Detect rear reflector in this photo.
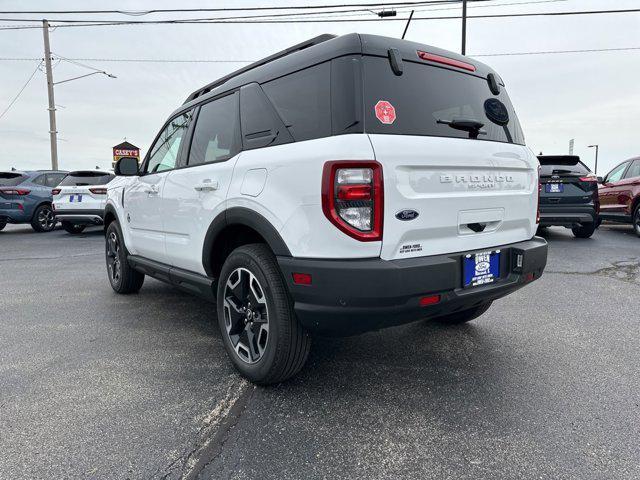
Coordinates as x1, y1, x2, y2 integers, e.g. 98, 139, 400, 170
89, 187, 108, 195
524, 272, 535, 283
292, 273, 312, 285
419, 294, 441, 306
51, 188, 61, 195
416, 51, 476, 72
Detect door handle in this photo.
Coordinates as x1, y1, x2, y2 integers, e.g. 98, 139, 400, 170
194, 180, 219, 192
145, 185, 159, 196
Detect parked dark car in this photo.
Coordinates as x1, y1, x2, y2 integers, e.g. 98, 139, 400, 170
0, 170, 67, 232
537, 155, 599, 238
598, 156, 640, 237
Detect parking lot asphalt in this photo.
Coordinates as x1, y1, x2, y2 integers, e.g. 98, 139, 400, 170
1, 223, 639, 479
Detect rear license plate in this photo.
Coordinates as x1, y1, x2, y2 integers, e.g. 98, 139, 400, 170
463, 250, 501, 288
69, 194, 83, 203
545, 183, 564, 193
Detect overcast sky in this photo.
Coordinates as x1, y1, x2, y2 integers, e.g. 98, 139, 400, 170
0, 0, 638, 175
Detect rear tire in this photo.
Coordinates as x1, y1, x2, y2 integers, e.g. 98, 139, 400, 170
432, 302, 492, 325
31, 204, 56, 232
216, 244, 311, 385
62, 222, 86, 235
0, 221, 6, 231
536, 225, 548, 235
633, 204, 640, 238
572, 223, 596, 238
105, 221, 144, 294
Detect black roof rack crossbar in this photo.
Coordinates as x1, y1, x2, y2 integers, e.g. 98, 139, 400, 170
183, 34, 336, 105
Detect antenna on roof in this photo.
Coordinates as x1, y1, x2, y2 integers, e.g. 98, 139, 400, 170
11, 167, 16, 171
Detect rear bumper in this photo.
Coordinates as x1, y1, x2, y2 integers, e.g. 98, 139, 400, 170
53, 209, 104, 225
0, 208, 30, 223
277, 237, 548, 336
539, 205, 597, 227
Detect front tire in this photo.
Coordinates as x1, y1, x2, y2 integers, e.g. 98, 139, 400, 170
572, 222, 596, 238
216, 244, 311, 385
62, 222, 86, 235
633, 204, 640, 238
433, 302, 493, 325
105, 221, 144, 294
31, 204, 56, 232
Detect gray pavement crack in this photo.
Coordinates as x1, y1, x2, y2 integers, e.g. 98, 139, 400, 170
150, 379, 254, 480
545, 259, 640, 285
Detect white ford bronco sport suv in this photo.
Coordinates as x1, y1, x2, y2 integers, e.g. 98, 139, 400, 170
105, 34, 548, 384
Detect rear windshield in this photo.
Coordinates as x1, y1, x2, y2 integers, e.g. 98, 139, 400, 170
538, 156, 591, 176
0, 172, 27, 186
363, 57, 525, 145
59, 172, 115, 186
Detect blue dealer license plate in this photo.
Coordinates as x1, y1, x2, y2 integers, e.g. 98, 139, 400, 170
545, 183, 563, 193
463, 250, 501, 288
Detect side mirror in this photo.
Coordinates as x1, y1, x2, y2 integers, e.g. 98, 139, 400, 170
597, 176, 604, 184
114, 157, 139, 176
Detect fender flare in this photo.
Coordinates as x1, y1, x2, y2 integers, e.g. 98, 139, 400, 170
202, 207, 291, 276
103, 203, 119, 226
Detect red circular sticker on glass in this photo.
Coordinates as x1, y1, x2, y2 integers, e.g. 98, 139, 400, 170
374, 100, 396, 125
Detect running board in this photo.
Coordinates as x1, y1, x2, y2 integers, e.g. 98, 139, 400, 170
127, 255, 217, 302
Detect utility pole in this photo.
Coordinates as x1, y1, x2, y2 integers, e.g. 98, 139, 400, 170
588, 144, 599, 174
42, 19, 58, 170
461, 0, 468, 55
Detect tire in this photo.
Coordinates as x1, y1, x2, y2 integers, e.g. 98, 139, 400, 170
536, 226, 548, 235
31, 204, 56, 232
216, 244, 311, 385
433, 302, 493, 325
105, 221, 144, 294
633, 204, 640, 238
571, 223, 596, 238
62, 222, 86, 235
0, 222, 6, 231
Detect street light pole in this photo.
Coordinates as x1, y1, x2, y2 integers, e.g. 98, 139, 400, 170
461, 0, 468, 55
42, 19, 58, 171
588, 144, 599, 174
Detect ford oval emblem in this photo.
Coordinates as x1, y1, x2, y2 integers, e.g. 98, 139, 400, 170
396, 209, 419, 221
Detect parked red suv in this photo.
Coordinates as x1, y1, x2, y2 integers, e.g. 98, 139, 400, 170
598, 157, 640, 237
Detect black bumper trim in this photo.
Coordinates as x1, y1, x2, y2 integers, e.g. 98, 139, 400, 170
277, 237, 548, 335
539, 205, 597, 226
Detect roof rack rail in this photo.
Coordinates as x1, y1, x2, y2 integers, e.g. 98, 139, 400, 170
183, 34, 337, 105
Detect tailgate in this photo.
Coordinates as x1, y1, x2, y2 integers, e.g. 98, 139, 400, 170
370, 135, 538, 260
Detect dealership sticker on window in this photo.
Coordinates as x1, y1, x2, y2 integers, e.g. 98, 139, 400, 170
374, 100, 396, 124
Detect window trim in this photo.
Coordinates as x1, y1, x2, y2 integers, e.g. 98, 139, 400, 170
184, 90, 242, 168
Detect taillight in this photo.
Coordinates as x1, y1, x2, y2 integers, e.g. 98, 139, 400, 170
536, 165, 541, 224
0, 187, 30, 196
579, 175, 598, 183
416, 50, 476, 72
321, 161, 383, 241
51, 188, 61, 195
89, 187, 107, 195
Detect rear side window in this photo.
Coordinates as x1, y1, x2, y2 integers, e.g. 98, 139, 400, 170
362, 57, 525, 145
538, 157, 591, 176
59, 172, 115, 186
188, 92, 241, 165
624, 159, 640, 179
46, 173, 66, 187
0, 173, 26, 186
262, 62, 331, 142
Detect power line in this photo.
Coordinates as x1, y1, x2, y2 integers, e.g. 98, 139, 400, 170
0, 7, 638, 29
2, 45, 639, 64
0, 60, 42, 120
0, 1, 477, 15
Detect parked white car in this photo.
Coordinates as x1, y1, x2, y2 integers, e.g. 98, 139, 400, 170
52, 170, 115, 234
104, 34, 548, 384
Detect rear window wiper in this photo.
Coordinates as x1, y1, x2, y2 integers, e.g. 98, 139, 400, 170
437, 118, 486, 139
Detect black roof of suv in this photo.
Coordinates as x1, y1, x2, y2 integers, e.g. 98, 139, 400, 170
179, 33, 502, 113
